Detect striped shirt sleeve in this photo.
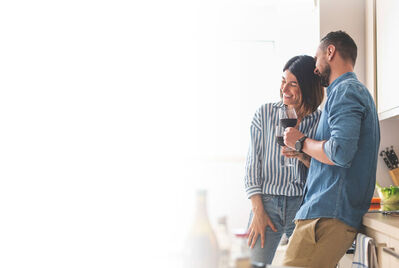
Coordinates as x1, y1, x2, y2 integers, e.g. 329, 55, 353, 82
244, 102, 321, 197
244, 108, 264, 199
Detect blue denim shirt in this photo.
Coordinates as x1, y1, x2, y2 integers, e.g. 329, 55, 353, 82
295, 72, 380, 229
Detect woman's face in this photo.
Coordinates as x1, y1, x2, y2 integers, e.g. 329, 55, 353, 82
281, 70, 302, 107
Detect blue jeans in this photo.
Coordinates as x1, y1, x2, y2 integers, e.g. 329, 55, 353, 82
247, 194, 302, 265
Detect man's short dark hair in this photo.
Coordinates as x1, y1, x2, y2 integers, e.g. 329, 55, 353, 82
320, 31, 357, 66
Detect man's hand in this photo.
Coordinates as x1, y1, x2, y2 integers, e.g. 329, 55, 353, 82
247, 210, 277, 249
283, 131, 335, 166
284, 127, 305, 149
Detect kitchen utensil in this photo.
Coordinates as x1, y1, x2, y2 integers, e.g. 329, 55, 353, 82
385, 147, 397, 169
386, 147, 394, 168
388, 146, 399, 168
380, 150, 393, 170
380, 148, 399, 185
367, 210, 399, 216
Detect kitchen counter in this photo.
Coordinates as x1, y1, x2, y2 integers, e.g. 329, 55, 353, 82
362, 213, 399, 240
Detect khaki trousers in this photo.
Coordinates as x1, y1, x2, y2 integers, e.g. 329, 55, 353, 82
282, 218, 357, 268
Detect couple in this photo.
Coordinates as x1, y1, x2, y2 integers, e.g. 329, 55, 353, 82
244, 31, 380, 267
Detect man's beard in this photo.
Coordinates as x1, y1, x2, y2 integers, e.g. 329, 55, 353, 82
320, 64, 331, 87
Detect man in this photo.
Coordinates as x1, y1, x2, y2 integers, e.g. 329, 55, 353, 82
281, 31, 380, 268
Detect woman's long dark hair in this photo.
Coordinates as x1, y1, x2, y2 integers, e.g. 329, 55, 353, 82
282, 55, 324, 117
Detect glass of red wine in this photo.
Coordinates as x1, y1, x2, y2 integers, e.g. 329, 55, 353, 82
279, 106, 297, 128
276, 106, 297, 167
275, 125, 293, 167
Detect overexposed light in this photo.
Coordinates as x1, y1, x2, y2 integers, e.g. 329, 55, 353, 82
0, 0, 317, 267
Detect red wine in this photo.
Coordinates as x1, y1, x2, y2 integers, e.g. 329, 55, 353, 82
276, 136, 285, 146
280, 118, 297, 128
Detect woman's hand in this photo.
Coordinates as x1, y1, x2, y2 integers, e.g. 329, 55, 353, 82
282, 147, 311, 168
247, 208, 277, 249
282, 147, 303, 159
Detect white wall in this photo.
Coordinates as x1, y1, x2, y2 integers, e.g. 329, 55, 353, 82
317, 0, 366, 84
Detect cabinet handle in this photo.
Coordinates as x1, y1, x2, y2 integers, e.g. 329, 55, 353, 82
383, 247, 399, 259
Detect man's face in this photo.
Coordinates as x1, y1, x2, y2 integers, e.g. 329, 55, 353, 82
314, 46, 331, 87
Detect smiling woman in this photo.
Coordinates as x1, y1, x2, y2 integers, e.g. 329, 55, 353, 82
245, 55, 323, 265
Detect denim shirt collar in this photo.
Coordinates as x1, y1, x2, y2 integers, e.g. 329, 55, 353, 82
326, 72, 357, 96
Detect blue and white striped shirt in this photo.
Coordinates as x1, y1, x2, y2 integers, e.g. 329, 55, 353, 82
244, 101, 322, 198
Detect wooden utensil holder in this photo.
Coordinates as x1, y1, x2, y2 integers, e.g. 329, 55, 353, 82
389, 167, 399, 186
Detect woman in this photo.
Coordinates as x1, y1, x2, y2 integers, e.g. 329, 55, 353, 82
244, 55, 324, 265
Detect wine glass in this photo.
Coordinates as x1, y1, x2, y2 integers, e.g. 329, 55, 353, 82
277, 106, 297, 167
275, 125, 293, 167
279, 106, 297, 128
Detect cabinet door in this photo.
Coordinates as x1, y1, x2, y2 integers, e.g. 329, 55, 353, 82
376, 0, 399, 114
365, 0, 376, 100
388, 238, 399, 267
364, 228, 391, 267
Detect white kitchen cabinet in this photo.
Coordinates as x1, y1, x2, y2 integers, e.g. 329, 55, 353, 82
365, 0, 399, 120
375, 0, 399, 119
365, 0, 376, 100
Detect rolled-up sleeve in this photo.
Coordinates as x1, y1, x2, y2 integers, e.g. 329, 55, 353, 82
323, 85, 366, 168
244, 111, 264, 199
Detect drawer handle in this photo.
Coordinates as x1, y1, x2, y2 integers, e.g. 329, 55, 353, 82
383, 247, 399, 259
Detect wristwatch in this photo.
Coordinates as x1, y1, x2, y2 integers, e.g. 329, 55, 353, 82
295, 136, 307, 152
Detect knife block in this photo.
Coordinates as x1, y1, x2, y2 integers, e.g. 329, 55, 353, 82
388, 167, 399, 186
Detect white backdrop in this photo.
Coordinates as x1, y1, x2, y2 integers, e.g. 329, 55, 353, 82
0, 0, 318, 267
